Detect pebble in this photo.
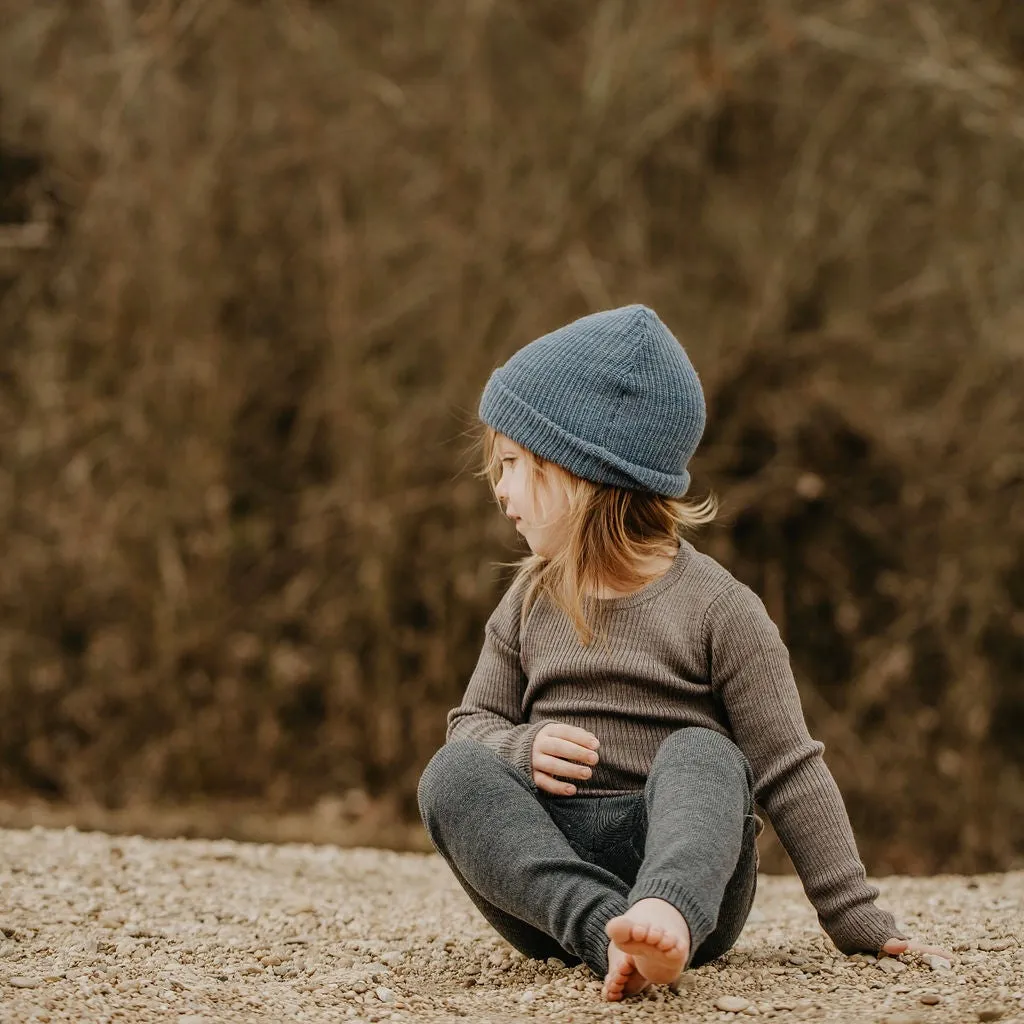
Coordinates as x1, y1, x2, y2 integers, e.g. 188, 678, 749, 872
920, 993, 941, 1005
519, 990, 536, 1004
881, 1016, 925, 1024
924, 954, 952, 972
8, 977, 42, 989
979, 939, 1015, 952
876, 957, 908, 974
375, 986, 395, 1003
715, 995, 753, 1013
977, 1009, 1006, 1022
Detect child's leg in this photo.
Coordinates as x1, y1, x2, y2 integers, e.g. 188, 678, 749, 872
418, 739, 630, 976
626, 726, 757, 966
442, 857, 581, 965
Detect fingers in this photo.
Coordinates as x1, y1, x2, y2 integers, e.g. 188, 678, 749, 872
882, 938, 956, 962
536, 735, 600, 766
905, 940, 956, 961
534, 752, 594, 780
881, 940, 909, 955
532, 724, 601, 792
534, 770, 577, 796
541, 723, 600, 750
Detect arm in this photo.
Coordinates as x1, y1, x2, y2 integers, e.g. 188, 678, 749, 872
446, 580, 547, 782
705, 583, 903, 954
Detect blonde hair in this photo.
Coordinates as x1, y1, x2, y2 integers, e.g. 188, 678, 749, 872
479, 426, 717, 645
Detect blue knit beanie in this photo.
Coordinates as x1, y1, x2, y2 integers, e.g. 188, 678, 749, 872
479, 305, 706, 498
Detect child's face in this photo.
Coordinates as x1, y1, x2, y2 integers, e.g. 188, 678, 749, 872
493, 435, 570, 559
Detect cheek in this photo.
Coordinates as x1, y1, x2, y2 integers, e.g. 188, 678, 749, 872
506, 468, 528, 508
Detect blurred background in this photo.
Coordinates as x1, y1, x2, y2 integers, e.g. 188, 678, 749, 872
0, 1, 1021, 876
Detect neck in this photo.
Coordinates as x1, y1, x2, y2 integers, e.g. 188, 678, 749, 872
587, 543, 680, 599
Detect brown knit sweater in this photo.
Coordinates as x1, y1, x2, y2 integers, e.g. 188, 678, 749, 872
447, 540, 901, 955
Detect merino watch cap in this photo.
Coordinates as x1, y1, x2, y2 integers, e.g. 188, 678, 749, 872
479, 304, 706, 497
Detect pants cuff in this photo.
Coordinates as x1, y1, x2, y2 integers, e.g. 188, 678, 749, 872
580, 898, 627, 977
627, 878, 716, 961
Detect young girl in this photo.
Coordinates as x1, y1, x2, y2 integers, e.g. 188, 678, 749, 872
417, 305, 948, 1001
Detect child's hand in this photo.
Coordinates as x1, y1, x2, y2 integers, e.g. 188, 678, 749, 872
881, 937, 956, 962
531, 723, 600, 795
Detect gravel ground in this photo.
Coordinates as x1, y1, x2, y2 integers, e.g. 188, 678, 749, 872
1, 826, 1021, 1024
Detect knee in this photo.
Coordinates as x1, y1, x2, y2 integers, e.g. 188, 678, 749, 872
651, 727, 751, 790
417, 740, 497, 833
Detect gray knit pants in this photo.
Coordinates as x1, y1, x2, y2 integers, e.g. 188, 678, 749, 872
417, 726, 759, 978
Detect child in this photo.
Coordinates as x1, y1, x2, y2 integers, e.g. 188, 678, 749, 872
417, 305, 948, 1001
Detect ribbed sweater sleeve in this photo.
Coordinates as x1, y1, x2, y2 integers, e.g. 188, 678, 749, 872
446, 583, 546, 786
705, 583, 903, 955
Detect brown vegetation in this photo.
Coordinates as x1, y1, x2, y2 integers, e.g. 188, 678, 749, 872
0, 0, 1021, 873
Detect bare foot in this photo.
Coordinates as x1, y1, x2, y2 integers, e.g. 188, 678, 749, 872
601, 941, 650, 1001
604, 898, 691, 985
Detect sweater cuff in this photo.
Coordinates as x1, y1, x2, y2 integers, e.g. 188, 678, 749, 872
822, 901, 904, 955
499, 721, 548, 791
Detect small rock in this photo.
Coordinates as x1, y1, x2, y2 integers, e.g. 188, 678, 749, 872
375, 987, 395, 1003
920, 993, 941, 1006
380, 951, 404, 966
670, 973, 697, 993
520, 990, 536, 1004
788, 956, 808, 966
178, 1017, 208, 1024
881, 1016, 925, 1024
547, 957, 566, 969
923, 954, 952, 972
715, 995, 752, 1013
850, 953, 876, 964
977, 1009, 1006, 1023
876, 957, 908, 975
979, 939, 1015, 952
773, 1001, 795, 1011
8, 976, 42, 989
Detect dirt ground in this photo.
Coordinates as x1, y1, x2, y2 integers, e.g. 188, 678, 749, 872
0, 826, 1021, 1024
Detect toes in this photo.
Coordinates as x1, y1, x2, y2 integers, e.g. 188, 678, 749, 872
603, 967, 630, 1001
